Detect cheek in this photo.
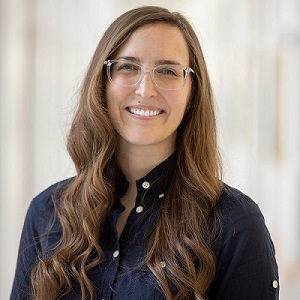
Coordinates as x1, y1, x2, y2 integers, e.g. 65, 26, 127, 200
106, 85, 123, 121
169, 101, 189, 129
181, 83, 192, 112
105, 90, 119, 130
184, 94, 192, 112
106, 83, 130, 109
170, 93, 191, 125
174, 90, 191, 114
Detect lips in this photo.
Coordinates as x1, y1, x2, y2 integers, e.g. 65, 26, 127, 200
127, 107, 163, 117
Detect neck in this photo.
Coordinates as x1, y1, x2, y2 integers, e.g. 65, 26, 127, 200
117, 141, 175, 182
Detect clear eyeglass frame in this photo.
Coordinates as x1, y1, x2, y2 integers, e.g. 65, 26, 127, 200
104, 59, 195, 91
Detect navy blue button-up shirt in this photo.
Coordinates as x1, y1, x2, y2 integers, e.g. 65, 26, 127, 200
11, 157, 279, 299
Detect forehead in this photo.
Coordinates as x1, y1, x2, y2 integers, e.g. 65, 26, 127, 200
114, 23, 190, 65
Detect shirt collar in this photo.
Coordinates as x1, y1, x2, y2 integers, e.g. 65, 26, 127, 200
115, 154, 174, 203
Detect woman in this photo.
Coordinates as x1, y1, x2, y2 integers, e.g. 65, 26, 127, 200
11, 6, 279, 300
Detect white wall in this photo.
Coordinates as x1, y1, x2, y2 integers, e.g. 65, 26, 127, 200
0, 0, 299, 299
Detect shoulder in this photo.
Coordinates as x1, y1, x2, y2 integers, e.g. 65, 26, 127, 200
216, 183, 262, 224
215, 182, 269, 251
27, 178, 74, 224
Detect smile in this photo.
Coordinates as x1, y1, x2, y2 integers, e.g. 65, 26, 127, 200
127, 107, 163, 117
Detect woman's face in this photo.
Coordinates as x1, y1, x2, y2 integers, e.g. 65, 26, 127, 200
106, 23, 192, 153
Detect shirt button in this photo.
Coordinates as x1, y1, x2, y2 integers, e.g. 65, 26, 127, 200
272, 280, 278, 289
142, 181, 150, 189
113, 250, 119, 258
160, 261, 166, 268
136, 206, 144, 213
158, 193, 165, 198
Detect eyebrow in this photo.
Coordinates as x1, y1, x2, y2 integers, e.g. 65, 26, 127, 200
156, 59, 181, 65
115, 56, 141, 63
115, 56, 182, 66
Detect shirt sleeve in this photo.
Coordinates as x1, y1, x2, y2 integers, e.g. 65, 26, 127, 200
10, 180, 64, 300
10, 200, 41, 300
208, 187, 279, 300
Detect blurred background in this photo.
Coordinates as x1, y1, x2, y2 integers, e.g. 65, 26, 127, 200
0, 0, 299, 299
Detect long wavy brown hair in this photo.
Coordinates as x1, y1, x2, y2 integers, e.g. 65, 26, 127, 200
31, 6, 223, 300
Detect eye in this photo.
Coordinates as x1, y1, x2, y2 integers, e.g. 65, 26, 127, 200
156, 65, 181, 77
116, 61, 140, 72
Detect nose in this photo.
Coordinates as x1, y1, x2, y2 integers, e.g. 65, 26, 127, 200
135, 71, 158, 98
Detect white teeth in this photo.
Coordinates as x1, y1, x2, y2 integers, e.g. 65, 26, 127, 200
128, 108, 161, 117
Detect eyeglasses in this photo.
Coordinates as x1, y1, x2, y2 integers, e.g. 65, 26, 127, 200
104, 59, 194, 90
